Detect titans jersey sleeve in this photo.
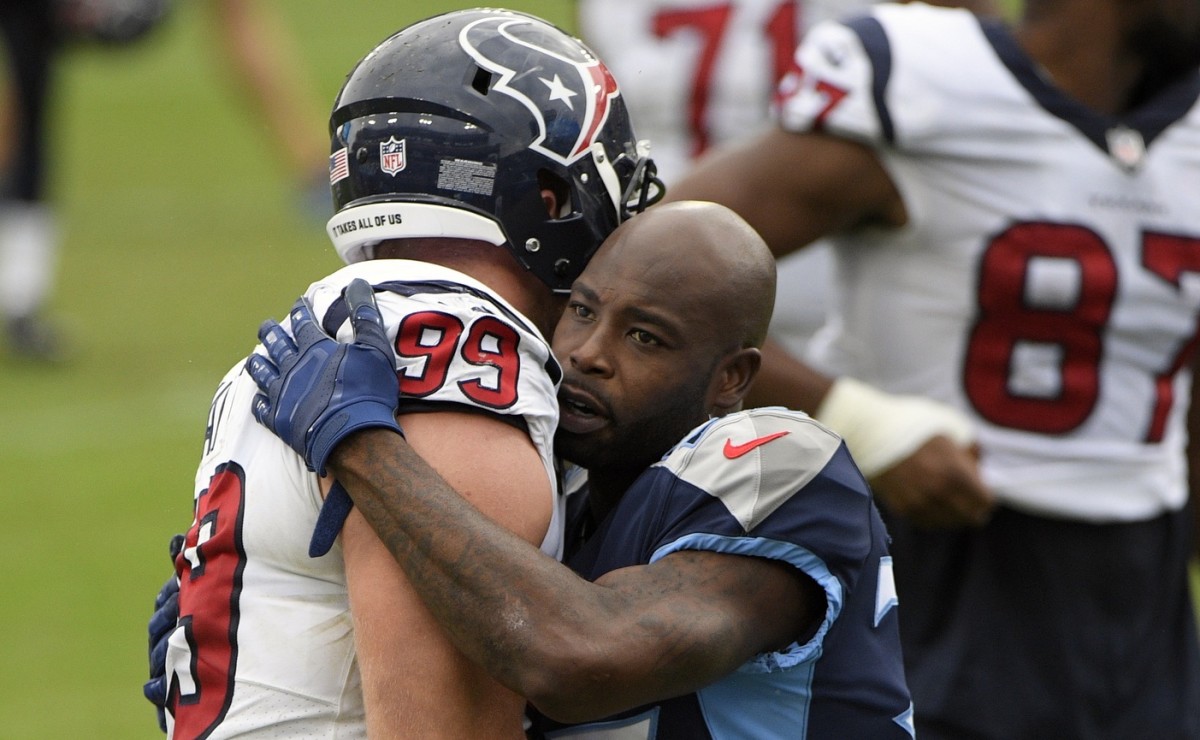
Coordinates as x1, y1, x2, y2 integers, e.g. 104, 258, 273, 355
164, 260, 562, 738
532, 408, 912, 739
774, 4, 1200, 521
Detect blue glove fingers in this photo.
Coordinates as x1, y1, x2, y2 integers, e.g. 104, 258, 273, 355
148, 590, 177, 675
246, 351, 284, 430
251, 393, 272, 428
143, 676, 168, 732
152, 570, 180, 615
288, 297, 327, 353
257, 318, 297, 370
245, 353, 281, 397
309, 481, 355, 557
168, 532, 185, 562
146, 533, 183, 732
344, 278, 393, 359
272, 344, 340, 465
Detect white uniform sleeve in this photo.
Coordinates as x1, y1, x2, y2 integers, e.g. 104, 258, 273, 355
775, 5, 989, 151
774, 15, 887, 144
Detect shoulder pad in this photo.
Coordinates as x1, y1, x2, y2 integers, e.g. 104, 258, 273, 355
654, 408, 844, 530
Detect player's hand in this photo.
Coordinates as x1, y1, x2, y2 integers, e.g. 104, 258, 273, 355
143, 533, 184, 733
870, 437, 994, 528
814, 376, 993, 528
247, 278, 403, 476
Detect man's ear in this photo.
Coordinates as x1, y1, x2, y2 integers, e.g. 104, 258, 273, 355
708, 347, 761, 415
540, 188, 558, 218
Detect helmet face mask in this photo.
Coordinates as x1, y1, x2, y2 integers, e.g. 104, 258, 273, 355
325, 8, 661, 293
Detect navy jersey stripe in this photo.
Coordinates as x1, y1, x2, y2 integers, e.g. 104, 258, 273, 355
844, 15, 895, 145
981, 16, 1200, 153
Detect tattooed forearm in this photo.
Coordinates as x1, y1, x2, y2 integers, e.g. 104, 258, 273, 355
326, 428, 801, 722
330, 429, 577, 687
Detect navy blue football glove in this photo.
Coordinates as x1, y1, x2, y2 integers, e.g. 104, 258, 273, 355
247, 278, 403, 557
247, 277, 403, 476
143, 533, 184, 733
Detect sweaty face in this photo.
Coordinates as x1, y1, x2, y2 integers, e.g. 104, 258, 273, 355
551, 242, 724, 476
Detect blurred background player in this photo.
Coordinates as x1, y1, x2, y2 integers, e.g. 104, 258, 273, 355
0, 1, 64, 361
155, 9, 657, 738
64, 0, 330, 210
667, 0, 1200, 737
578, 0, 998, 360
0, 0, 327, 362
1, 0, 174, 362
199, 0, 330, 215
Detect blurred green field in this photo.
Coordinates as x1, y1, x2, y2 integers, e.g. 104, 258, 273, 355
0, 2, 570, 737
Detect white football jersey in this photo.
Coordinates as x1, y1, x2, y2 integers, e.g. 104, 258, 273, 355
579, 0, 877, 358
777, 4, 1200, 520
164, 260, 561, 738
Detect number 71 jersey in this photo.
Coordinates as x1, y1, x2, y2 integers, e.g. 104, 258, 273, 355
777, 4, 1200, 521
578, 0, 875, 182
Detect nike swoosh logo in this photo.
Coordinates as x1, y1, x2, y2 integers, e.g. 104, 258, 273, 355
723, 431, 790, 459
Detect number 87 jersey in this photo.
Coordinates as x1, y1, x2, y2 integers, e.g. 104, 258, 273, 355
165, 259, 561, 738
778, 4, 1200, 522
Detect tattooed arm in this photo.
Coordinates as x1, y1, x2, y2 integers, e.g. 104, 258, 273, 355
340, 409, 550, 738
330, 423, 822, 724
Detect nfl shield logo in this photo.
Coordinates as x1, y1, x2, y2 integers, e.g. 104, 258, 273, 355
1106, 126, 1145, 172
380, 137, 407, 176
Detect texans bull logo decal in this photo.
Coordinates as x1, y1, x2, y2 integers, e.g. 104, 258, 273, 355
460, 14, 619, 165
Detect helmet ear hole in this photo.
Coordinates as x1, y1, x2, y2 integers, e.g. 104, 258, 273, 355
471, 67, 493, 96
537, 169, 572, 219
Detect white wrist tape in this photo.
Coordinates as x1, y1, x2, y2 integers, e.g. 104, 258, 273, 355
814, 377, 975, 478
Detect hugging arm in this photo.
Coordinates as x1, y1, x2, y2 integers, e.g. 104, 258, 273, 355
337, 409, 549, 737
252, 280, 823, 722
329, 428, 822, 722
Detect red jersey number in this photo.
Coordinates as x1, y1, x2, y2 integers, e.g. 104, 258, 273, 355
653, 1, 801, 157
1141, 231, 1200, 441
964, 223, 1200, 441
395, 311, 522, 409
168, 462, 248, 738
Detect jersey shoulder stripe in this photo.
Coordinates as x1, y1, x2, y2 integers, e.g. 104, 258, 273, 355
653, 408, 857, 532
841, 14, 894, 144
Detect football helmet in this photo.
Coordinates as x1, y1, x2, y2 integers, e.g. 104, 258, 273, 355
325, 8, 661, 292
56, 0, 175, 46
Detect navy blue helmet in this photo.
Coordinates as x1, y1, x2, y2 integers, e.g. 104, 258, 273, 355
325, 8, 661, 292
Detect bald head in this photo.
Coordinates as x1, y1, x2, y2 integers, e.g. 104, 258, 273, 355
592, 200, 776, 350
552, 200, 777, 477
